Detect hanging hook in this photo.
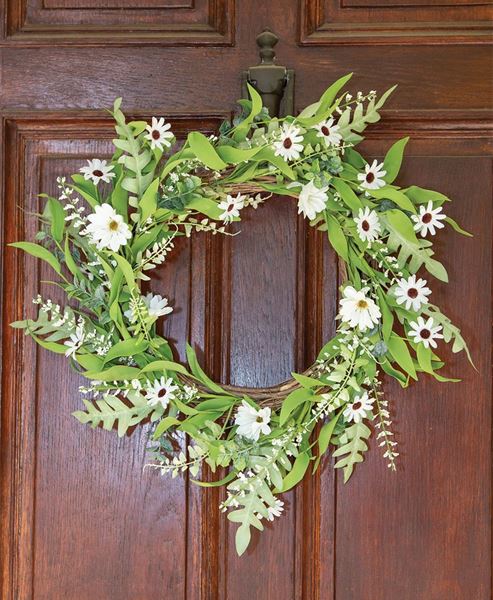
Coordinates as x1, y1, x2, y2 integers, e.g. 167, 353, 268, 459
242, 29, 294, 118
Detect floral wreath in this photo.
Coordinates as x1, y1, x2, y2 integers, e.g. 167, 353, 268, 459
11, 74, 472, 556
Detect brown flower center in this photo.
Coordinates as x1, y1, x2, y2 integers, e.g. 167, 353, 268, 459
407, 288, 418, 299
357, 299, 368, 309
256, 416, 264, 423
366, 172, 375, 183
93, 169, 103, 177
420, 329, 431, 339
157, 388, 167, 398
361, 220, 370, 232
283, 137, 293, 149
422, 212, 432, 224
152, 130, 161, 140
321, 126, 330, 136
109, 220, 119, 231
352, 402, 362, 411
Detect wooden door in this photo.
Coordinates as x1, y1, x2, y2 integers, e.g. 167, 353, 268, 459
1, 2, 492, 599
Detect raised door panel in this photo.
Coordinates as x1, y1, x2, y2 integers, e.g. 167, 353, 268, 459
0, 113, 224, 600
4, 0, 234, 44
300, 0, 493, 44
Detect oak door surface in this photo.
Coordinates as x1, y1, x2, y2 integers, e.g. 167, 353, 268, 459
1, 1, 492, 599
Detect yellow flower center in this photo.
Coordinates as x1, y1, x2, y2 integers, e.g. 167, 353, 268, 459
109, 220, 119, 231
357, 299, 368, 309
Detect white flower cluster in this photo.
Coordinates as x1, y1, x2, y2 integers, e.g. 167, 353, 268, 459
57, 177, 86, 229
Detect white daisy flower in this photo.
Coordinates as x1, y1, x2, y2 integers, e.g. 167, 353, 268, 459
297, 180, 328, 221
234, 400, 271, 442
339, 286, 381, 332
79, 159, 115, 185
354, 207, 381, 243
395, 275, 431, 312
408, 316, 443, 349
411, 201, 446, 237
218, 193, 246, 222
146, 376, 178, 409
314, 118, 342, 146
144, 293, 173, 318
266, 499, 284, 521
85, 203, 132, 252
273, 123, 304, 161
145, 117, 174, 151
357, 160, 387, 190
124, 293, 173, 322
343, 392, 374, 424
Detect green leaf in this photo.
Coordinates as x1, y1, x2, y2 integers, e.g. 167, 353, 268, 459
326, 213, 349, 261
333, 422, 371, 483
139, 177, 159, 223
385, 209, 419, 243
279, 451, 310, 492
186, 344, 228, 395
376, 288, 394, 342
187, 131, 227, 171
84, 365, 141, 381
331, 178, 362, 211
187, 196, 223, 220
297, 73, 353, 127
291, 372, 324, 388
371, 188, 416, 213
404, 185, 450, 207
152, 416, 180, 440
47, 197, 65, 243
445, 216, 473, 237
112, 253, 136, 292
383, 137, 409, 183
103, 338, 149, 364
425, 257, 449, 283
9, 242, 62, 275
313, 411, 341, 473
232, 82, 263, 142
216, 145, 263, 164
253, 147, 295, 180
381, 358, 408, 387
70, 174, 99, 208
31, 333, 67, 354
387, 333, 417, 380
64, 236, 83, 280
73, 392, 151, 437
280, 388, 313, 426
318, 73, 353, 114
140, 360, 189, 375
235, 524, 252, 557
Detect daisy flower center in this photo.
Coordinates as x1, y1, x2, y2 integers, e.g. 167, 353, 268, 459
420, 329, 431, 339
157, 388, 167, 398
407, 288, 419, 299
365, 172, 375, 183
93, 169, 103, 177
361, 220, 370, 231
422, 212, 432, 223
283, 137, 293, 149
321, 126, 330, 136
357, 299, 368, 309
108, 220, 120, 231
256, 416, 264, 423
152, 130, 161, 140
352, 401, 362, 410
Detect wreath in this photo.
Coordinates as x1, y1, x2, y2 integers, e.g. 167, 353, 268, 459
11, 74, 472, 556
